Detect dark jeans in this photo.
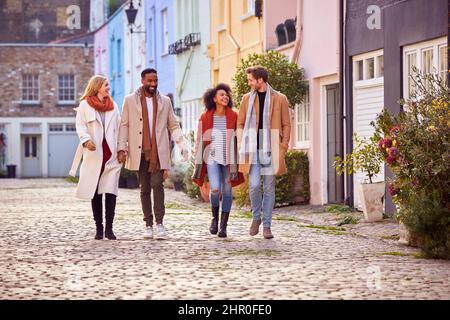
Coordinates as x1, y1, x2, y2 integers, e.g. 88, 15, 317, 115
138, 154, 165, 227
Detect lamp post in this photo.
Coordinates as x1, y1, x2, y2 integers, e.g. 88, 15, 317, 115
125, 0, 146, 92
83, 41, 90, 63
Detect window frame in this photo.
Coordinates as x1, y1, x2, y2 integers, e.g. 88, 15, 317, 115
353, 50, 384, 86
294, 91, 310, 149
161, 8, 169, 55
21, 73, 40, 104
57, 74, 76, 104
402, 37, 447, 99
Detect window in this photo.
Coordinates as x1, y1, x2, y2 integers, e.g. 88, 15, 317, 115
377, 55, 384, 77
24, 136, 37, 158
403, 37, 447, 98
439, 45, 448, 85
148, 17, 154, 61
58, 74, 75, 103
295, 92, 310, 146
22, 74, 39, 102
117, 39, 122, 76
405, 51, 417, 97
65, 124, 76, 132
354, 54, 383, 82
355, 60, 363, 81
49, 124, 76, 132
246, 0, 255, 14
422, 48, 433, 90
49, 124, 64, 132
365, 57, 375, 79
162, 9, 169, 54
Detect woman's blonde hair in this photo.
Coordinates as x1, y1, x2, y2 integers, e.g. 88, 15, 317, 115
80, 75, 111, 101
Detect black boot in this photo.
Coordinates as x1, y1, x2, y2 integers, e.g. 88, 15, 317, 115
218, 212, 230, 238
209, 206, 219, 234
95, 223, 104, 240
92, 192, 103, 240
104, 193, 117, 240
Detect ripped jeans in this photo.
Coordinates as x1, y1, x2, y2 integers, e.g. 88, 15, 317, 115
207, 161, 232, 213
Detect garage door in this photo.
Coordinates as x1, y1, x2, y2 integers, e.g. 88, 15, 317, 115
48, 124, 80, 177
352, 51, 385, 210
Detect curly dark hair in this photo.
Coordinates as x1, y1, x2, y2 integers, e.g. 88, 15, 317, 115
202, 83, 233, 110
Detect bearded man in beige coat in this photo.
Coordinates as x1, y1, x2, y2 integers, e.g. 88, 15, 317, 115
237, 66, 291, 240
118, 68, 188, 240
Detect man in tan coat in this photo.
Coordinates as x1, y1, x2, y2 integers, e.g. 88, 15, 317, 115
118, 68, 188, 240
237, 66, 291, 239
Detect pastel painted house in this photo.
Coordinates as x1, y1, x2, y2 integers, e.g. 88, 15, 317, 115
264, 0, 342, 206
145, 0, 176, 101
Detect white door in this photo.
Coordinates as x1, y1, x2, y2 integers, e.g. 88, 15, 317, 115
48, 124, 79, 177
21, 135, 42, 177
352, 50, 385, 210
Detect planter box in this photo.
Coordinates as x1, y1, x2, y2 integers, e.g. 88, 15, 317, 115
119, 174, 140, 189
292, 174, 306, 204
358, 181, 385, 222
398, 221, 422, 247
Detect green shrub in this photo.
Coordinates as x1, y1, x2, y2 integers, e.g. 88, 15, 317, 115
232, 51, 308, 108
373, 72, 450, 259
183, 132, 201, 199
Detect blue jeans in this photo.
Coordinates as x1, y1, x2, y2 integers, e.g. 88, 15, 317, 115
207, 161, 232, 213
249, 154, 276, 228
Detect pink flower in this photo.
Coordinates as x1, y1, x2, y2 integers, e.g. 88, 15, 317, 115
389, 126, 400, 138
384, 138, 393, 148
386, 155, 396, 165
388, 183, 400, 196
388, 147, 399, 158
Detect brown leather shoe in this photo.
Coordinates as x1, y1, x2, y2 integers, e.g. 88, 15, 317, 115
263, 227, 274, 239
249, 218, 262, 236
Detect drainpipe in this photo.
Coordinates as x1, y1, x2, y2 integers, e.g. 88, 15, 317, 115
448, 0, 450, 87
340, 0, 353, 207
290, 0, 303, 64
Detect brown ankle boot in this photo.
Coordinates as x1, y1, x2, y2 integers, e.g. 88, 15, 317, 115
249, 218, 262, 236
263, 227, 274, 239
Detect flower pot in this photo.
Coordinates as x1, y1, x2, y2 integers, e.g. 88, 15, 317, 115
173, 181, 184, 191
200, 181, 210, 203
358, 181, 385, 222
398, 221, 422, 247
126, 175, 140, 189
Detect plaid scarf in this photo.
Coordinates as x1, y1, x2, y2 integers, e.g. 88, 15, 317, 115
239, 83, 274, 167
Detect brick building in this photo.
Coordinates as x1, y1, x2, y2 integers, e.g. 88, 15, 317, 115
0, 0, 90, 43
0, 43, 94, 177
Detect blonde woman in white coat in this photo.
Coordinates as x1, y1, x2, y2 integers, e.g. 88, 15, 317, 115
70, 75, 122, 240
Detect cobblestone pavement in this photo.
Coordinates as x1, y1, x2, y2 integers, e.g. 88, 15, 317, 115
0, 179, 449, 300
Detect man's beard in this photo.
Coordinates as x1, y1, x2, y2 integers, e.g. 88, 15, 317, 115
145, 86, 156, 95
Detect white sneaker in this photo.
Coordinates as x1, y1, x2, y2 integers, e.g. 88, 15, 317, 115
143, 226, 153, 239
155, 224, 167, 240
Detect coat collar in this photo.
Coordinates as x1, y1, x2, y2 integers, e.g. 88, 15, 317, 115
202, 107, 236, 131
251, 83, 277, 120
134, 86, 163, 117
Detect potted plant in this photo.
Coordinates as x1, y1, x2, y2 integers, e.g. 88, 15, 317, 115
169, 164, 186, 191
334, 133, 385, 222
119, 166, 139, 189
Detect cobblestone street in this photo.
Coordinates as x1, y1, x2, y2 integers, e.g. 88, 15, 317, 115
0, 179, 449, 300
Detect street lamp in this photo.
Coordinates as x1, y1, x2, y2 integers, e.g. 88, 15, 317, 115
125, 0, 146, 92
83, 41, 90, 62
125, 0, 145, 34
